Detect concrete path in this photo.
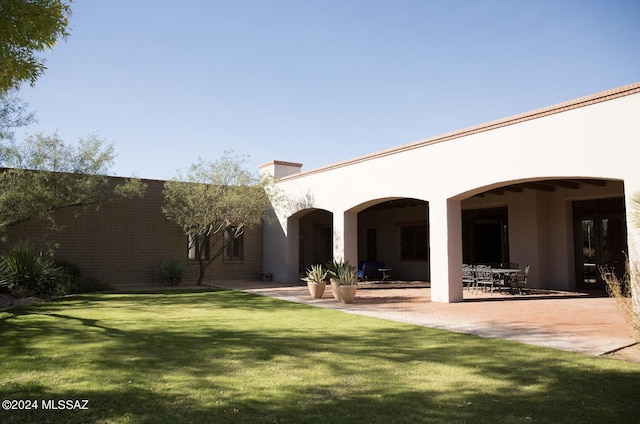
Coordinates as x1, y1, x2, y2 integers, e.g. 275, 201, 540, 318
212, 281, 637, 357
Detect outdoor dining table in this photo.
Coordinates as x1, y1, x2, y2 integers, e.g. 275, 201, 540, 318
490, 268, 521, 292
378, 268, 392, 281
491, 268, 521, 276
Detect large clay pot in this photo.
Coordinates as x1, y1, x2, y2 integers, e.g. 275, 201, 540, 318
330, 279, 358, 304
307, 281, 326, 298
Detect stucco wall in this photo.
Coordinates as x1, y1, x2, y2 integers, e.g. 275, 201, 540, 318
263, 84, 640, 302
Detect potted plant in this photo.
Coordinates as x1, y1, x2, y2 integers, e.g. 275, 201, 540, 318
327, 260, 358, 303
302, 264, 327, 298
157, 258, 189, 286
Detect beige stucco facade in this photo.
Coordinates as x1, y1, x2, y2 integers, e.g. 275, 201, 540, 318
261, 83, 640, 303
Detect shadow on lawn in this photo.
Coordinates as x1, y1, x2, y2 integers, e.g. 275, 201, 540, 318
1, 290, 640, 423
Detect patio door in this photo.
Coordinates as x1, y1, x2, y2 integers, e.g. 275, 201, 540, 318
462, 207, 509, 267
573, 198, 627, 290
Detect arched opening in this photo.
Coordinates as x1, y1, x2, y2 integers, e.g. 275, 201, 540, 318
356, 198, 430, 282
458, 177, 627, 292
298, 209, 333, 277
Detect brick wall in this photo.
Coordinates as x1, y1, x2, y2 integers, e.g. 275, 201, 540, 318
4, 178, 263, 290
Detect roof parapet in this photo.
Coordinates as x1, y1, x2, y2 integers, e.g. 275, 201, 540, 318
259, 160, 303, 180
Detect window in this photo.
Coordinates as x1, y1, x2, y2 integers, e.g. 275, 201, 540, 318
400, 224, 429, 261
224, 227, 244, 261
188, 234, 210, 261
462, 207, 508, 266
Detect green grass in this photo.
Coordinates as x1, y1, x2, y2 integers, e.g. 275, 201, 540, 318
1, 289, 640, 423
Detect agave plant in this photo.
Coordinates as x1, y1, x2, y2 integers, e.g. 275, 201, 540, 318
302, 264, 327, 284
326, 260, 357, 285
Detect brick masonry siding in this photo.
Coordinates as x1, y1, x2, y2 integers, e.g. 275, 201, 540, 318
4, 178, 264, 290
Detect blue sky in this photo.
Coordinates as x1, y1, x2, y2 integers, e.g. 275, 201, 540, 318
15, 0, 640, 180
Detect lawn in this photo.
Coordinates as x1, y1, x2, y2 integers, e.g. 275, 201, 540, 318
1, 289, 639, 424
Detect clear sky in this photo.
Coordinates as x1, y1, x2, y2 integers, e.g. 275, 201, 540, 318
15, 0, 640, 181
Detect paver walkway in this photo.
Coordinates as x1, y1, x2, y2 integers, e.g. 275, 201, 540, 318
212, 281, 637, 357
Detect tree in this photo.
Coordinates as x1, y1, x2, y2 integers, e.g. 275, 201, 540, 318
0, 132, 146, 231
162, 154, 274, 285
0, 0, 73, 93
0, 90, 34, 143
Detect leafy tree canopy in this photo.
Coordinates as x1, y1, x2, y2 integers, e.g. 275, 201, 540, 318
162, 153, 274, 285
0, 90, 34, 142
0, 132, 146, 231
0, 0, 73, 93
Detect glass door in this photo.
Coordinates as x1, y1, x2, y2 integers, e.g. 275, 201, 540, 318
573, 198, 627, 290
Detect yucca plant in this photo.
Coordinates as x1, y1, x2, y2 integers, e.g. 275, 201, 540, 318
0, 243, 71, 296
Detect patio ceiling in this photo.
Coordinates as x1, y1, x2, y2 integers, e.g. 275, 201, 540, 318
363, 198, 428, 212
474, 179, 608, 197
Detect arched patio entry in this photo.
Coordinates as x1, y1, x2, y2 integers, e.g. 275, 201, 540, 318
455, 177, 627, 292
354, 198, 430, 282
298, 209, 333, 277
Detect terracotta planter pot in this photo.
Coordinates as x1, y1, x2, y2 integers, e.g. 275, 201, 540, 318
307, 281, 326, 298
330, 279, 358, 304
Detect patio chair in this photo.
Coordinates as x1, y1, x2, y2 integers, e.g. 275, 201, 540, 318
462, 264, 475, 291
357, 261, 384, 281
509, 264, 530, 294
474, 265, 495, 294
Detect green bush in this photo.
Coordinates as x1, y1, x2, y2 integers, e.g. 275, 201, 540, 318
54, 260, 114, 294
70, 275, 114, 294
54, 260, 83, 280
157, 258, 189, 285
0, 244, 71, 297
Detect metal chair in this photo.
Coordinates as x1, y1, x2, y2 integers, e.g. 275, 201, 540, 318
510, 264, 530, 294
474, 265, 495, 294
462, 264, 475, 291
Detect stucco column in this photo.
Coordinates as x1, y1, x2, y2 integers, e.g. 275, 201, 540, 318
429, 198, 463, 303
284, 216, 301, 282
332, 210, 358, 265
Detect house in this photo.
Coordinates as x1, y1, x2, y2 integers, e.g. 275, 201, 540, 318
260, 82, 640, 303
4, 83, 638, 297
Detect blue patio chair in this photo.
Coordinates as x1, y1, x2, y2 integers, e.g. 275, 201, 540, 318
357, 261, 384, 281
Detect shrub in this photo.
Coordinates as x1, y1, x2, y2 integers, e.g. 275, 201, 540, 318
157, 258, 189, 286
0, 244, 72, 297
55, 260, 114, 293
602, 259, 640, 339
70, 276, 114, 294
54, 260, 83, 280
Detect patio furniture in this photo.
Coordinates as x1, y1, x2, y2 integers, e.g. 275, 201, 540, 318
474, 265, 495, 294
357, 261, 385, 281
491, 267, 521, 293
509, 264, 530, 294
379, 268, 392, 281
462, 264, 475, 291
